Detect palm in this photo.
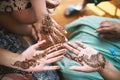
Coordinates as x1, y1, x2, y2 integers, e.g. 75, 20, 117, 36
64, 41, 106, 72
33, 15, 68, 47
20, 41, 45, 59
14, 40, 65, 72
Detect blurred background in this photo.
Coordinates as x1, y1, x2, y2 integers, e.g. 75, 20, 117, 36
52, 0, 120, 27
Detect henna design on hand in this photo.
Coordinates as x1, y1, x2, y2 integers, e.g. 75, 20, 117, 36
12, 52, 47, 69
33, 15, 68, 45
65, 53, 106, 68
12, 43, 63, 69
41, 15, 53, 34
83, 53, 106, 68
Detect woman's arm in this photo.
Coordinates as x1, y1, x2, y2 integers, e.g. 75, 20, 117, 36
30, 0, 48, 22
0, 41, 65, 72
0, 48, 21, 69
99, 61, 120, 80
64, 41, 120, 80
30, 0, 68, 45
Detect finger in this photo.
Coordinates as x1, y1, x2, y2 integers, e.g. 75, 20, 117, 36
46, 55, 64, 64
37, 32, 42, 41
75, 41, 87, 49
95, 26, 114, 33
25, 65, 59, 72
53, 27, 68, 42
45, 43, 63, 53
43, 66, 60, 70
69, 66, 98, 72
35, 50, 44, 56
99, 34, 118, 38
46, 49, 66, 59
33, 23, 42, 41
63, 43, 80, 55
32, 24, 39, 41
46, 0, 61, 8
32, 40, 46, 49
46, 34, 55, 45
67, 42, 82, 51
51, 31, 62, 43
52, 19, 67, 34
100, 20, 113, 27
65, 53, 73, 59
32, 26, 38, 41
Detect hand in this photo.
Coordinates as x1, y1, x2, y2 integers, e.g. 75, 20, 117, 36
12, 40, 66, 72
95, 21, 120, 39
33, 15, 68, 46
46, 0, 61, 9
1, 73, 33, 80
64, 41, 106, 72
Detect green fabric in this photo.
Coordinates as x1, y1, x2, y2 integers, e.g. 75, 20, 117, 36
57, 16, 120, 80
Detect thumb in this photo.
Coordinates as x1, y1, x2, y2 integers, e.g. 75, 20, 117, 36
70, 66, 99, 72
33, 40, 46, 49
69, 66, 87, 72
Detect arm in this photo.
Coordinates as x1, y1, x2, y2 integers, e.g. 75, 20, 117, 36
0, 48, 21, 69
0, 40, 65, 72
99, 61, 120, 80
30, 0, 68, 45
30, 0, 48, 22
64, 41, 120, 80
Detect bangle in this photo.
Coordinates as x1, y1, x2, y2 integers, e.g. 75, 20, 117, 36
0, 74, 6, 80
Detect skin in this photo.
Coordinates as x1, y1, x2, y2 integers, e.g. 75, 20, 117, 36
64, 41, 120, 80
0, 0, 67, 44
64, 41, 105, 72
95, 21, 120, 39
46, 0, 61, 9
0, 40, 66, 72
28, 0, 67, 43
0, 73, 33, 80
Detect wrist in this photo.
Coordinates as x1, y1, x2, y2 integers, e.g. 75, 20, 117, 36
36, 14, 50, 23
98, 61, 109, 72
11, 54, 28, 71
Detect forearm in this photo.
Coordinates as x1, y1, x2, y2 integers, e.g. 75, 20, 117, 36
99, 61, 120, 80
0, 13, 32, 36
0, 48, 22, 69
30, 0, 48, 22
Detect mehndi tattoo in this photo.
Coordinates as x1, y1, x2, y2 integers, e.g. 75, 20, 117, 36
12, 53, 47, 69
41, 15, 53, 34
12, 43, 63, 69
65, 53, 106, 68
33, 14, 68, 45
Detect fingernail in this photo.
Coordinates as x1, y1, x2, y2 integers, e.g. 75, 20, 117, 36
94, 30, 97, 33
42, 40, 46, 43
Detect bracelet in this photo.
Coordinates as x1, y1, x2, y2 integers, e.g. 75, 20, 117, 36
0, 74, 6, 80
